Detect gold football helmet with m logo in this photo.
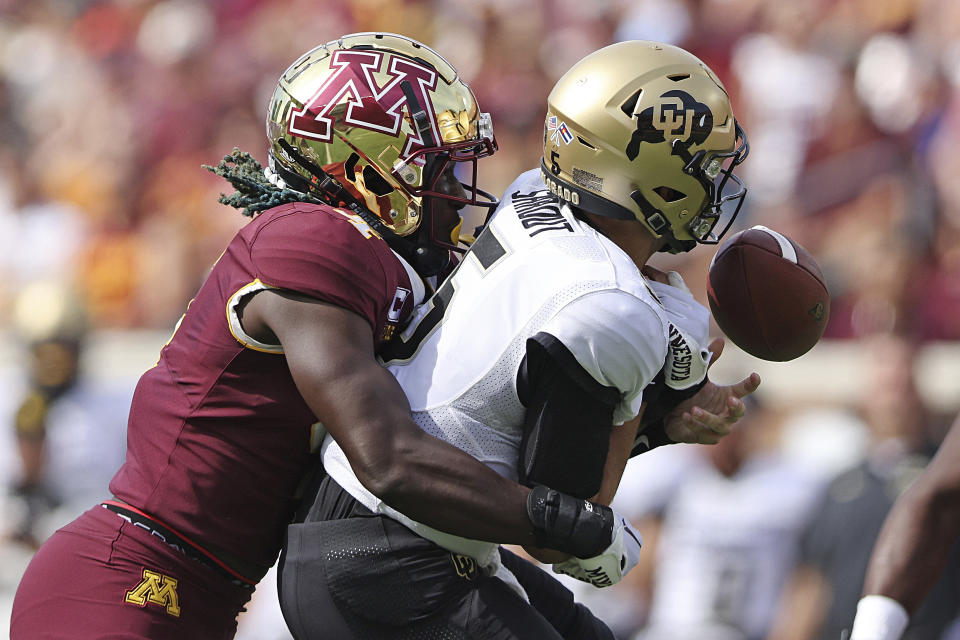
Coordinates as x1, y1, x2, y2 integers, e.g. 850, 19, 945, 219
266, 32, 497, 263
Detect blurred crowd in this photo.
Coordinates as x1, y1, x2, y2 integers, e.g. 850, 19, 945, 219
1, 0, 960, 638
1, 0, 959, 338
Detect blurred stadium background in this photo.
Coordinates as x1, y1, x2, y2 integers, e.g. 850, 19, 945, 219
1, 0, 960, 638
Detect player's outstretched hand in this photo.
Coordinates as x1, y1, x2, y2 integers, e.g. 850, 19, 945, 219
663, 338, 760, 445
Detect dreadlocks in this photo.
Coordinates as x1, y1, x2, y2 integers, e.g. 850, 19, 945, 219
203, 148, 447, 276
203, 148, 320, 217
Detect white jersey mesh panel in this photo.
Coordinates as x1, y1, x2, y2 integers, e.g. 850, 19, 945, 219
550, 234, 609, 263
412, 278, 614, 480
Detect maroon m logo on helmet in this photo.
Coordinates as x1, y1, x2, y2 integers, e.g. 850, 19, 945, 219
288, 49, 440, 159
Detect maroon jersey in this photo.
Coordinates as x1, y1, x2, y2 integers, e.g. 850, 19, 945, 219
109, 201, 417, 578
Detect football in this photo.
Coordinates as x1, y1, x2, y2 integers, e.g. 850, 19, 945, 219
707, 225, 830, 361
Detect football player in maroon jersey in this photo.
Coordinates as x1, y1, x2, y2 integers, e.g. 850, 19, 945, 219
9, 33, 539, 640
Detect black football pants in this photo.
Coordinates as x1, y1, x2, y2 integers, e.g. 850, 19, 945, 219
277, 476, 614, 640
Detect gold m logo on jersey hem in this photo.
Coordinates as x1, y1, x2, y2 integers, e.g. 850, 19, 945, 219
124, 568, 181, 617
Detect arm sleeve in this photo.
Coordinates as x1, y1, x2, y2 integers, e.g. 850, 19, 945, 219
630, 369, 708, 457
539, 289, 668, 425
516, 332, 620, 498
248, 209, 391, 332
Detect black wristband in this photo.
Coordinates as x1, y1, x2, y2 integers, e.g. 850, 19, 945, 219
526, 485, 614, 559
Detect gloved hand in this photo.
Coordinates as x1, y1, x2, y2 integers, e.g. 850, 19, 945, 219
551, 512, 642, 588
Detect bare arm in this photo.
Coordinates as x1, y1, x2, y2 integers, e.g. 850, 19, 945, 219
10, 391, 48, 546
861, 414, 960, 613
595, 413, 643, 505
244, 289, 536, 545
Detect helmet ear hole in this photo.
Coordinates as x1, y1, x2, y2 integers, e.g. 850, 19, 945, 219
362, 165, 394, 196
654, 186, 685, 202
576, 137, 597, 150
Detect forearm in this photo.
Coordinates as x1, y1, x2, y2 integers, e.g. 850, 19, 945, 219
862, 483, 960, 613
595, 414, 641, 504
318, 366, 537, 545
263, 294, 538, 545
852, 418, 960, 640
768, 565, 830, 640
862, 415, 960, 613
372, 428, 535, 545
16, 434, 45, 487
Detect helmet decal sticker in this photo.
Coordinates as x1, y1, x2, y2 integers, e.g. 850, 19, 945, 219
289, 49, 439, 159
625, 89, 713, 160
572, 167, 603, 191
547, 115, 574, 146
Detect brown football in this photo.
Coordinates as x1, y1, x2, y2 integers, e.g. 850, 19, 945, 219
707, 225, 830, 361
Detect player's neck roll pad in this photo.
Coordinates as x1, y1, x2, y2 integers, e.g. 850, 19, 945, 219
526, 485, 614, 559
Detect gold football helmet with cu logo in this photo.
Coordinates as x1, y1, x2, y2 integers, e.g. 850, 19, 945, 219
266, 32, 498, 274
541, 40, 749, 253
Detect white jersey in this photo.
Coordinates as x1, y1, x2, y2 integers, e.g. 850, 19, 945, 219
635, 455, 823, 640
323, 169, 671, 567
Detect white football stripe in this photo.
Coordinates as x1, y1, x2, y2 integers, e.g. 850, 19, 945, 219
751, 225, 797, 263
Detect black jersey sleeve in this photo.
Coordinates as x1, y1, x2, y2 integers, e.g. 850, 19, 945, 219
516, 332, 621, 499
630, 368, 707, 457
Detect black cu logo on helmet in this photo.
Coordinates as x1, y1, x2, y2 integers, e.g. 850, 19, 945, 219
626, 90, 713, 161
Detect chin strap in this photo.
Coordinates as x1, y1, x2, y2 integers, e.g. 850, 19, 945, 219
628, 186, 695, 254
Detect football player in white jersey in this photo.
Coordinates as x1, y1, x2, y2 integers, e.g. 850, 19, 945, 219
629, 397, 824, 640
280, 41, 759, 639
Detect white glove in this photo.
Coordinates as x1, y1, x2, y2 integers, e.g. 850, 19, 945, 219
551, 512, 642, 588
647, 272, 711, 390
